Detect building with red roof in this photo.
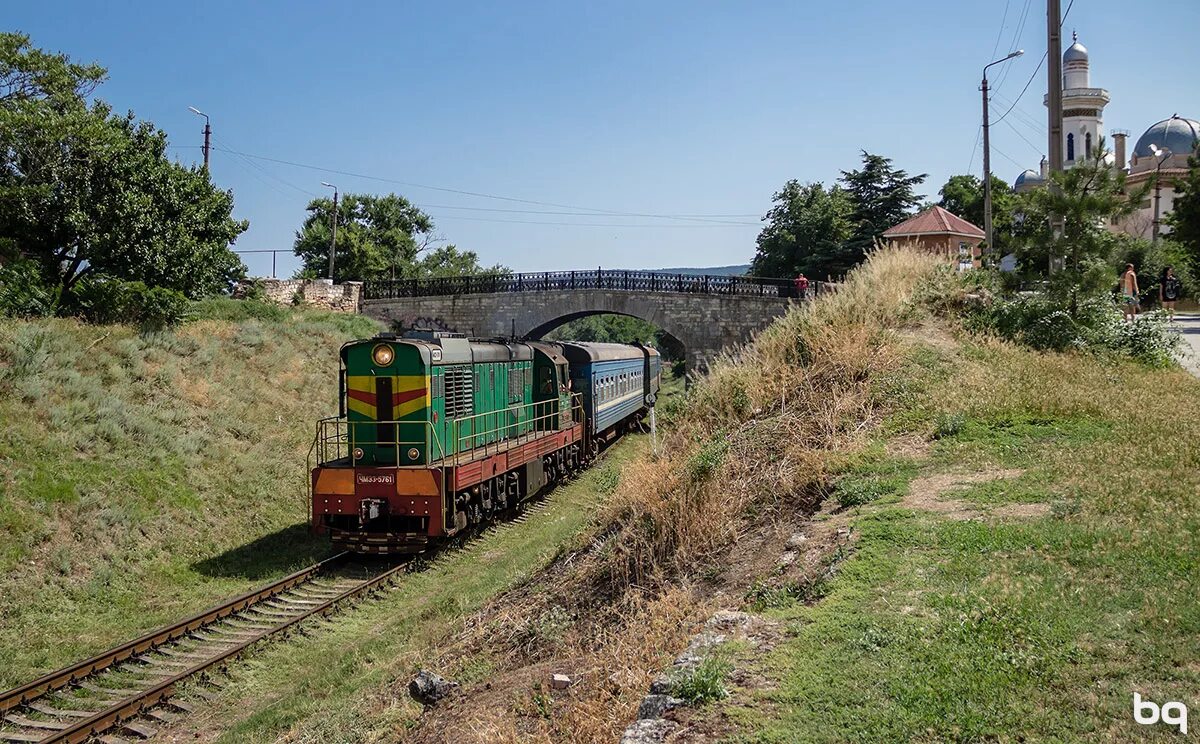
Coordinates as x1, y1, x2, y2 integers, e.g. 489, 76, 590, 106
881, 205, 985, 269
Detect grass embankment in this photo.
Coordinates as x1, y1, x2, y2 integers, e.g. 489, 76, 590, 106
709, 334, 1200, 742
388, 249, 1196, 742
0, 300, 378, 688
158, 440, 648, 743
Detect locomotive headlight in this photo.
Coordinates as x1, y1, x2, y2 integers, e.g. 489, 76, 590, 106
353, 447, 364, 461
372, 343, 395, 366
407, 447, 420, 460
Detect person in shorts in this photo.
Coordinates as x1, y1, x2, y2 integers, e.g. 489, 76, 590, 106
1120, 264, 1139, 321
1160, 265, 1181, 322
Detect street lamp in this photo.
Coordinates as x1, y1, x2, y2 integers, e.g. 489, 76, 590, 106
1148, 144, 1172, 243
321, 182, 339, 281
187, 106, 211, 169
981, 49, 1024, 261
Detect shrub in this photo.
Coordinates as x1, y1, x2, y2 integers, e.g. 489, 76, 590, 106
0, 260, 55, 318
72, 277, 189, 329
968, 292, 1180, 367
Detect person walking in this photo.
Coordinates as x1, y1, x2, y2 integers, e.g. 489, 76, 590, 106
1120, 264, 1140, 322
1160, 266, 1182, 323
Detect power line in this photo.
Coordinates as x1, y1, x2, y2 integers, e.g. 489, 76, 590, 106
999, 116, 1044, 155
993, 0, 1033, 94
209, 145, 761, 225
423, 213, 760, 228
993, 0, 1075, 126
988, 0, 1013, 61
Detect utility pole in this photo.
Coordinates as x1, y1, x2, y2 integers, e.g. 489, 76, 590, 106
1046, 0, 1065, 271
188, 107, 211, 169
322, 182, 339, 280
1150, 145, 1173, 243
982, 50, 1024, 262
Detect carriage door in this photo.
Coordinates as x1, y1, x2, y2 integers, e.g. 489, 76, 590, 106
557, 363, 572, 428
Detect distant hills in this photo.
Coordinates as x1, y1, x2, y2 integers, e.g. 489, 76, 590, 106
644, 264, 751, 277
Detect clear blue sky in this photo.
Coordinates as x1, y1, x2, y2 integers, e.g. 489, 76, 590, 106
9, 0, 1199, 277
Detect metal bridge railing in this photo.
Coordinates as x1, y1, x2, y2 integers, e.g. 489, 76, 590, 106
363, 269, 799, 300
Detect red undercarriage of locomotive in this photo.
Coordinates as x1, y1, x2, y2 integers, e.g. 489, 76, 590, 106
310, 424, 583, 554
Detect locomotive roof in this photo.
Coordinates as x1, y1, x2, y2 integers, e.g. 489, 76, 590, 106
558, 341, 657, 363
342, 335, 533, 366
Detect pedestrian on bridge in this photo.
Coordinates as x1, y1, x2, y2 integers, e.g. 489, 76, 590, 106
793, 273, 810, 300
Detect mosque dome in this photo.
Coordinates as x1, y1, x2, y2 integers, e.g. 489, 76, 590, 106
1063, 35, 1088, 64
1132, 116, 1200, 158
1014, 169, 1044, 188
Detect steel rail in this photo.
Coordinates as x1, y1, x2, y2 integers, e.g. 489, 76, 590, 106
0, 552, 351, 715
28, 561, 407, 744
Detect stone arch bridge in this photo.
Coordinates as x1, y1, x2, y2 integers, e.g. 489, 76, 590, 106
360, 270, 803, 373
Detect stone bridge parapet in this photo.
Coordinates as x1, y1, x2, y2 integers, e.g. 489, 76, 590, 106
361, 289, 796, 373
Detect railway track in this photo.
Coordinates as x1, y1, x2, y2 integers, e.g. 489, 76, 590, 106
0, 438, 629, 743
0, 553, 405, 744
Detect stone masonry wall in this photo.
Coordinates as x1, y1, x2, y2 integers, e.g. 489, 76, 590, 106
236, 278, 362, 313
360, 289, 794, 373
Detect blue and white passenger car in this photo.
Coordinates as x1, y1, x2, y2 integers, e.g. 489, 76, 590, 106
559, 341, 661, 442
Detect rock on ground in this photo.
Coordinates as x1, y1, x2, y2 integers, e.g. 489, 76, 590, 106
408, 670, 459, 706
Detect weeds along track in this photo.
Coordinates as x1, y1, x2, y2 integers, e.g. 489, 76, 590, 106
0, 440, 625, 744
0, 552, 405, 744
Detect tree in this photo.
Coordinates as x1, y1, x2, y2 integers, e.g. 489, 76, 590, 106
1017, 140, 1148, 311
1167, 146, 1200, 271
293, 193, 435, 282
750, 181, 853, 279
937, 173, 1015, 253
839, 151, 927, 264
0, 33, 248, 303
415, 245, 508, 278
0, 32, 105, 108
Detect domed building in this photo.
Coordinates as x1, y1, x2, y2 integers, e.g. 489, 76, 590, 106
1117, 116, 1200, 239
1011, 33, 1199, 240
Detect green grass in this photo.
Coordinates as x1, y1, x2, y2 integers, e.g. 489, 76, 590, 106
704, 338, 1200, 742
670, 653, 732, 705
184, 437, 645, 742
0, 305, 380, 687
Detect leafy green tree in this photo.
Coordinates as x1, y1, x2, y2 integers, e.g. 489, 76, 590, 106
415, 245, 508, 278
0, 33, 247, 304
937, 173, 1015, 253
750, 181, 853, 279
1016, 141, 1148, 311
294, 193, 434, 281
839, 151, 927, 264
294, 194, 507, 281
0, 32, 105, 108
1167, 147, 1200, 272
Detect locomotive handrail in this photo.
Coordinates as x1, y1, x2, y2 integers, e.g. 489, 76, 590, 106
362, 268, 804, 300
447, 394, 584, 461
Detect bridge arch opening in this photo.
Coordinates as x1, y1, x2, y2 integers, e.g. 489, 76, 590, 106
529, 311, 686, 378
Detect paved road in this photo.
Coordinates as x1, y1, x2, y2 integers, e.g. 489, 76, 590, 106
1176, 313, 1200, 377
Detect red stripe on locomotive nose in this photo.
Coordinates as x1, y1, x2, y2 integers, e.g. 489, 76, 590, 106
348, 389, 376, 405
392, 388, 425, 406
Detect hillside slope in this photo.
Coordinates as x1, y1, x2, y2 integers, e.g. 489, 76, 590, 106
153, 249, 1200, 743
0, 301, 379, 687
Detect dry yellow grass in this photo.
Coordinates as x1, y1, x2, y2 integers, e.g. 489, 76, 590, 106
396, 247, 951, 743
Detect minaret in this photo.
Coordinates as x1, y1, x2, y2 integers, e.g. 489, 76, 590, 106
1057, 32, 1109, 166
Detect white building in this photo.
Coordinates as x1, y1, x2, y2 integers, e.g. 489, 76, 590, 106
1011, 33, 1199, 239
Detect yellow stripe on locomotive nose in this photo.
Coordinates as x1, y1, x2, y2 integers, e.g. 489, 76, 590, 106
346, 375, 428, 419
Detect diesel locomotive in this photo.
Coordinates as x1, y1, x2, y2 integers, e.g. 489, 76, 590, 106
309, 330, 660, 553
